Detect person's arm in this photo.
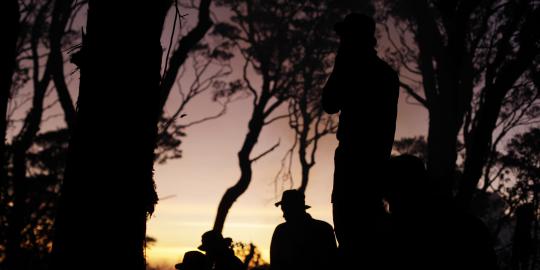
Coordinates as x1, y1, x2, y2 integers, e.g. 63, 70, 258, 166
322, 54, 342, 114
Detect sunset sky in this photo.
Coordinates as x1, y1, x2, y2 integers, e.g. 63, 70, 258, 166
138, 6, 431, 266
146, 87, 427, 266
9, 3, 429, 268
145, 8, 429, 261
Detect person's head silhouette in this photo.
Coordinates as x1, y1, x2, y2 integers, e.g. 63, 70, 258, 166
198, 230, 233, 258
275, 189, 311, 223
334, 13, 376, 48
175, 251, 210, 270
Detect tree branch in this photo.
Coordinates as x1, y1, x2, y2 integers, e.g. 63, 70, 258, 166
400, 81, 428, 108
250, 139, 280, 163
264, 114, 288, 126
159, 0, 213, 110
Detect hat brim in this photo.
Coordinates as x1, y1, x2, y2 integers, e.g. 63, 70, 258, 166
275, 201, 311, 209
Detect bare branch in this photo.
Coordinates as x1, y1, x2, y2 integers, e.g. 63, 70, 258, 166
180, 101, 229, 128
400, 81, 428, 108
242, 55, 258, 106
264, 114, 288, 126
250, 139, 280, 163
273, 139, 297, 198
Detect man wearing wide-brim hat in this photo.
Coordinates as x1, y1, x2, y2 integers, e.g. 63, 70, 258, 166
197, 230, 243, 270
175, 251, 211, 270
270, 190, 337, 270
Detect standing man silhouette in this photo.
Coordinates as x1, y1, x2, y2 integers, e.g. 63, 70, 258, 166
270, 190, 337, 270
322, 13, 399, 269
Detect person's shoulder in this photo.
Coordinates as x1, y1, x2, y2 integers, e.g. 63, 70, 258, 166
375, 56, 398, 76
310, 218, 334, 232
384, 64, 399, 82
273, 222, 288, 234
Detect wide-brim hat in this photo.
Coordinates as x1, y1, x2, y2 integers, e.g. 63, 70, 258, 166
198, 230, 232, 251
175, 251, 209, 270
274, 189, 311, 209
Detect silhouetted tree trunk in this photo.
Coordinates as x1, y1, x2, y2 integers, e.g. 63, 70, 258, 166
409, 0, 474, 199
211, 0, 293, 232
212, 0, 345, 232
51, 1, 170, 269
511, 204, 535, 270
50, 0, 76, 130
291, 50, 338, 194
280, 64, 338, 195
0, 0, 19, 190
458, 6, 540, 204
5, 1, 54, 268
213, 94, 280, 232
159, 0, 212, 110
154, 0, 220, 163
0, 1, 20, 268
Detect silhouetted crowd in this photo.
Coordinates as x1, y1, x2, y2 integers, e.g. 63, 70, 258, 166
174, 13, 498, 270
175, 154, 497, 270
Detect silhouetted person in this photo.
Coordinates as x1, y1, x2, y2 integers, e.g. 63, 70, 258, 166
198, 230, 244, 270
322, 13, 399, 268
175, 251, 212, 270
384, 155, 498, 270
511, 203, 535, 270
270, 190, 337, 270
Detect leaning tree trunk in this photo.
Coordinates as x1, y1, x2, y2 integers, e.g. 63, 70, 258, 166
51, 1, 169, 269
213, 103, 266, 233
213, 95, 270, 232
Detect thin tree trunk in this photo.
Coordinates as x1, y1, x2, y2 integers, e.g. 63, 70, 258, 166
51, 1, 169, 269
297, 122, 312, 194
213, 106, 265, 233
461, 14, 538, 205
49, 0, 76, 130
158, 0, 212, 110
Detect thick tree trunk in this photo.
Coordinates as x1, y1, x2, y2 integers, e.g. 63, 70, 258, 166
0, 0, 19, 186
0, 4, 20, 265
51, 1, 169, 269
426, 110, 459, 199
